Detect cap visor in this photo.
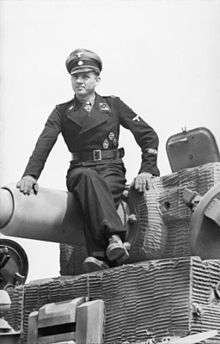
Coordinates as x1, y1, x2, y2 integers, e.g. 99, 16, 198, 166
70, 66, 99, 75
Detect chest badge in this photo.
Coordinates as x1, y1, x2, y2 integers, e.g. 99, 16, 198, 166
99, 102, 111, 112
108, 132, 115, 140
103, 139, 109, 149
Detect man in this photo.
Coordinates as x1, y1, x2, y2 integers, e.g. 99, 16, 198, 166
17, 49, 160, 272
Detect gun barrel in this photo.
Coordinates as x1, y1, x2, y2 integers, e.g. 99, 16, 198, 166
0, 184, 85, 245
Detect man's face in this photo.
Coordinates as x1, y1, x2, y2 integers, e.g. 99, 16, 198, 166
71, 71, 100, 98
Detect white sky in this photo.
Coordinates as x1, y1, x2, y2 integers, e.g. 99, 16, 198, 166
0, 0, 220, 282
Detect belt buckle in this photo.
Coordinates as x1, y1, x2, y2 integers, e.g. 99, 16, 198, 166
93, 149, 102, 161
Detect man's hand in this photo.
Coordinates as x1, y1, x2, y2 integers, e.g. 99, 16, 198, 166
131, 172, 153, 192
16, 175, 39, 195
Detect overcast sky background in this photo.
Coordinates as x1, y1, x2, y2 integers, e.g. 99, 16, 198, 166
0, 0, 220, 282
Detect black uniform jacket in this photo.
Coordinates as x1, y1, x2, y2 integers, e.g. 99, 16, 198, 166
23, 93, 160, 179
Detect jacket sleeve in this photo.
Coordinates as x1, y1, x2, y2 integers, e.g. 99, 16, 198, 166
22, 107, 62, 180
116, 97, 160, 176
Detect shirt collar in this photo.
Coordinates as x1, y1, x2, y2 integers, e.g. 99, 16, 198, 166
73, 93, 96, 110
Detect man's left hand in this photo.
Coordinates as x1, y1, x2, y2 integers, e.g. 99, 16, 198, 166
131, 172, 153, 192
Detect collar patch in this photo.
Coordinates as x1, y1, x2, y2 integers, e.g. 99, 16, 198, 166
99, 102, 111, 112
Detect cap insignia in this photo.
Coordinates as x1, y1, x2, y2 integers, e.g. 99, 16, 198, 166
76, 52, 83, 59
78, 60, 84, 66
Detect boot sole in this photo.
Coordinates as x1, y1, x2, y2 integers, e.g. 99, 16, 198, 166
83, 259, 109, 273
106, 244, 129, 262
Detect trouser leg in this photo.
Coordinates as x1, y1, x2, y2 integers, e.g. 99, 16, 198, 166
66, 166, 126, 256
96, 161, 127, 209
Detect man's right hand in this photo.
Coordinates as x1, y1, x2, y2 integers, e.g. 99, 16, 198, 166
16, 175, 39, 195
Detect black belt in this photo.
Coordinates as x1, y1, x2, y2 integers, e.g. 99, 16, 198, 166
71, 148, 124, 162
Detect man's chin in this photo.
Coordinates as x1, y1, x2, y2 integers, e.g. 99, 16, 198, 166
75, 90, 86, 96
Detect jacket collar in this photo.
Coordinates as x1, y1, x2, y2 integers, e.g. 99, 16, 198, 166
66, 93, 111, 134
66, 98, 85, 128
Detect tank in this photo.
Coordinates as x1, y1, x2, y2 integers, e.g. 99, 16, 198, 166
3, 127, 220, 343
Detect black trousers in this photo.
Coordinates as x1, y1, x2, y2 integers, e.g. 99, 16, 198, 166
66, 160, 127, 257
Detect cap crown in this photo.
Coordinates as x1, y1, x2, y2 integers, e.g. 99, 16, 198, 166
66, 48, 102, 75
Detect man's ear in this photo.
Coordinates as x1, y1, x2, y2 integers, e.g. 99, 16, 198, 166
96, 75, 101, 84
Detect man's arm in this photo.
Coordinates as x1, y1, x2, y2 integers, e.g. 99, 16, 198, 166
116, 97, 159, 192
17, 107, 61, 195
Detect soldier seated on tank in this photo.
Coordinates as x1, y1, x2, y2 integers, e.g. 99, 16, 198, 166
16, 49, 160, 273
